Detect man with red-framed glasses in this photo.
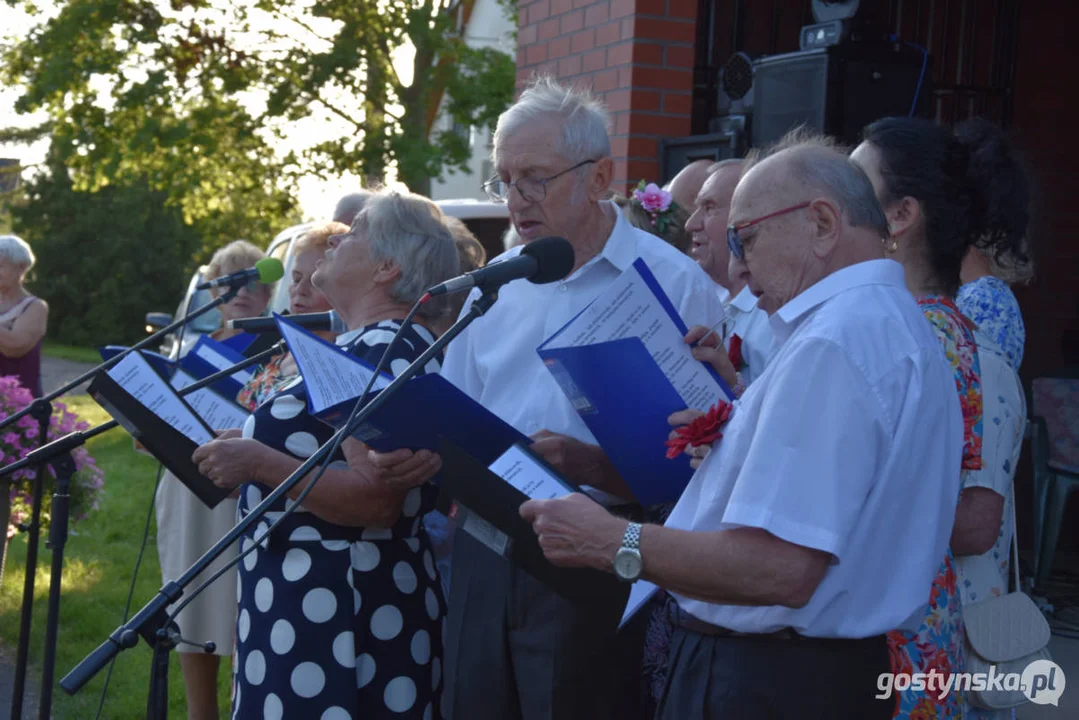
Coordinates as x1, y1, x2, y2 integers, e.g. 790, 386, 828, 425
521, 138, 965, 719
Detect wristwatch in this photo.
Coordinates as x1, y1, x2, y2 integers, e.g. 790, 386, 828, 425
613, 522, 643, 582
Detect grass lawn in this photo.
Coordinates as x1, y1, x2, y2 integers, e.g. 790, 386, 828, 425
0, 394, 232, 718
41, 342, 105, 365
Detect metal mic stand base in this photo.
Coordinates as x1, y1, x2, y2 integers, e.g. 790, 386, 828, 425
36, 449, 76, 720
10, 397, 52, 720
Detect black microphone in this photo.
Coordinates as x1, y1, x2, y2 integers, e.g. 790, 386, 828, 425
196, 258, 284, 290
227, 310, 348, 334
425, 236, 575, 297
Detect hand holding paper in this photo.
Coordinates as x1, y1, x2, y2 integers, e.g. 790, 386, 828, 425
685, 324, 739, 389
519, 493, 628, 571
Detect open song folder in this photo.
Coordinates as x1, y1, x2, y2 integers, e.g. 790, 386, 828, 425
88, 351, 231, 508
537, 258, 734, 505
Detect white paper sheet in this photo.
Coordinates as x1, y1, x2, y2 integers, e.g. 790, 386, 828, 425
277, 319, 391, 414
106, 353, 214, 445
193, 342, 254, 384
170, 370, 250, 431
542, 265, 726, 411
487, 444, 573, 501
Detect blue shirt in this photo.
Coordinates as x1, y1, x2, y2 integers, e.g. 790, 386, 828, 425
956, 275, 1026, 372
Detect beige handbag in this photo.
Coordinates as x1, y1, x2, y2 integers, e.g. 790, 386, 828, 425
961, 502, 1053, 710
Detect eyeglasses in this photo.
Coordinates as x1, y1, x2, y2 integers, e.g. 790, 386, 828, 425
482, 159, 598, 204
726, 202, 811, 261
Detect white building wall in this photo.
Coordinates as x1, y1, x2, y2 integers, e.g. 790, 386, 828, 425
429, 0, 515, 201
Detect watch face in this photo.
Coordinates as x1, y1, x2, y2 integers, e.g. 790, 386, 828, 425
614, 548, 642, 580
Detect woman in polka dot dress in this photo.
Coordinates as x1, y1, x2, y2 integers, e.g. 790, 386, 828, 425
192, 191, 460, 719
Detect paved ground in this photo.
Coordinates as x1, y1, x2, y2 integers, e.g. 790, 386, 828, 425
40, 355, 98, 397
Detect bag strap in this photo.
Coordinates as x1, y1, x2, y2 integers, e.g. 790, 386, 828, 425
1010, 483, 1020, 593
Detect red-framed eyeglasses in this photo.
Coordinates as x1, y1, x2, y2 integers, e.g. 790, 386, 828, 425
726, 202, 812, 261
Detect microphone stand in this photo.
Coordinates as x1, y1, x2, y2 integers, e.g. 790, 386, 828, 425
0, 338, 284, 720
5, 281, 243, 717
7, 398, 50, 720
59, 288, 500, 719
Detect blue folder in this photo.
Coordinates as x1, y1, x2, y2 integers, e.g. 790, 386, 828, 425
536, 258, 734, 506
318, 373, 531, 467
539, 337, 700, 505
273, 314, 532, 468
178, 335, 253, 401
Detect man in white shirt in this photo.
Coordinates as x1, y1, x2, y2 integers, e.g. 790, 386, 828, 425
371, 77, 725, 719
685, 158, 775, 388
520, 141, 965, 719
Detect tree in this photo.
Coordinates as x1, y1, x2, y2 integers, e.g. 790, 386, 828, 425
2, 0, 516, 205
11, 143, 208, 346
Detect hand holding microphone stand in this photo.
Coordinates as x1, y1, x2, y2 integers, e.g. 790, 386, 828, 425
59, 235, 576, 719
1, 258, 282, 720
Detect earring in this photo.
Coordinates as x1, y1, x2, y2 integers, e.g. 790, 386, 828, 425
884, 238, 898, 254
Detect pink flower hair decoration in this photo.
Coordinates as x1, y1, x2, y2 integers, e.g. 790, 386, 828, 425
631, 180, 680, 235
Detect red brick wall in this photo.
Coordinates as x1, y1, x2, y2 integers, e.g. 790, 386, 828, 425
515, 0, 697, 193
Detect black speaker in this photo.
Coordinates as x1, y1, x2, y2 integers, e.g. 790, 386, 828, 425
750, 42, 931, 148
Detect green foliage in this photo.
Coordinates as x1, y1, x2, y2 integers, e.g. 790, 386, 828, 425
3, 0, 516, 202
11, 153, 205, 346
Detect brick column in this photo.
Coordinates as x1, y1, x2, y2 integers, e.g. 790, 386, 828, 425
516, 0, 697, 193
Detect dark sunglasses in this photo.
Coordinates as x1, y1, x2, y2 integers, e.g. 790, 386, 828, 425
727, 202, 811, 261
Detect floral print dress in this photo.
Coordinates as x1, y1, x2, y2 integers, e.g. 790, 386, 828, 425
886, 296, 983, 720
956, 276, 1025, 372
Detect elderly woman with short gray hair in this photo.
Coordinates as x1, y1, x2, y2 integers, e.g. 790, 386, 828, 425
0, 235, 47, 398
191, 190, 458, 719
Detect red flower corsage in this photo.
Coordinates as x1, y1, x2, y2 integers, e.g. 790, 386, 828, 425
665, 400, 734, 460
728, 333, 746, 371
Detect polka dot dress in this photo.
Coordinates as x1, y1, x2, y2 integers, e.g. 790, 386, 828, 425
232, 320, 446, 719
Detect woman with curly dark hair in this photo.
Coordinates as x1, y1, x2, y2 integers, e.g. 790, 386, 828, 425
955, 117, 1033, 372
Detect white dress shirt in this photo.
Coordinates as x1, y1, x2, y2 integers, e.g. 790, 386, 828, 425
723, 285, 775, 386
663, 259, 964, 638
440, 201, 727, 452
955, 332, 1025, 605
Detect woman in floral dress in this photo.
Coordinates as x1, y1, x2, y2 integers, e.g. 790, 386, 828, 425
854, 118, 992, 719
191, 191, 459, 719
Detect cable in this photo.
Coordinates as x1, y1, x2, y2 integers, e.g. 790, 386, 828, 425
93, 464, 164, 720
903, 40, 929, 117
165, 297, 430, 624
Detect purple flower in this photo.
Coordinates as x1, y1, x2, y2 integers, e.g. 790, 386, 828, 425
3, 432, 20, 446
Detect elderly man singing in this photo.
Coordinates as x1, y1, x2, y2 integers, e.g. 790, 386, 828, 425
371, 76, 724, 719
521, 140, 965, 719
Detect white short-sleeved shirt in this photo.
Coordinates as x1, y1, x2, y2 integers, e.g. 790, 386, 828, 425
663, 259, 964, 638
723, 285, 776, 386
440, 201, 727, 446
955, 332, 1025, 605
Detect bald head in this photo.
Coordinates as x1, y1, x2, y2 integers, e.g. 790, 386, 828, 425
665, 159, 714, 211
728, 143, 889, 314
333, 191, 373, 226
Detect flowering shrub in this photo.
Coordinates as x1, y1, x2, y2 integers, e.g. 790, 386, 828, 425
0, 376, 105, 539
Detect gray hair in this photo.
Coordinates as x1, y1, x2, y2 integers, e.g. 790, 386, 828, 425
357, 191, 460, 320
756, 128, 888, 238
0, 235, 35, 272
493, 75, 611, 166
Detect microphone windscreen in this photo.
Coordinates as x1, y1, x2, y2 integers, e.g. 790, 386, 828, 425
522, 236, 575, 284
255, 257, 285, 284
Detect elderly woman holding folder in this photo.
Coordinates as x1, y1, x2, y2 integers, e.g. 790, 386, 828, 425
191, 190, 458, 720
155, 239, 273, 720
